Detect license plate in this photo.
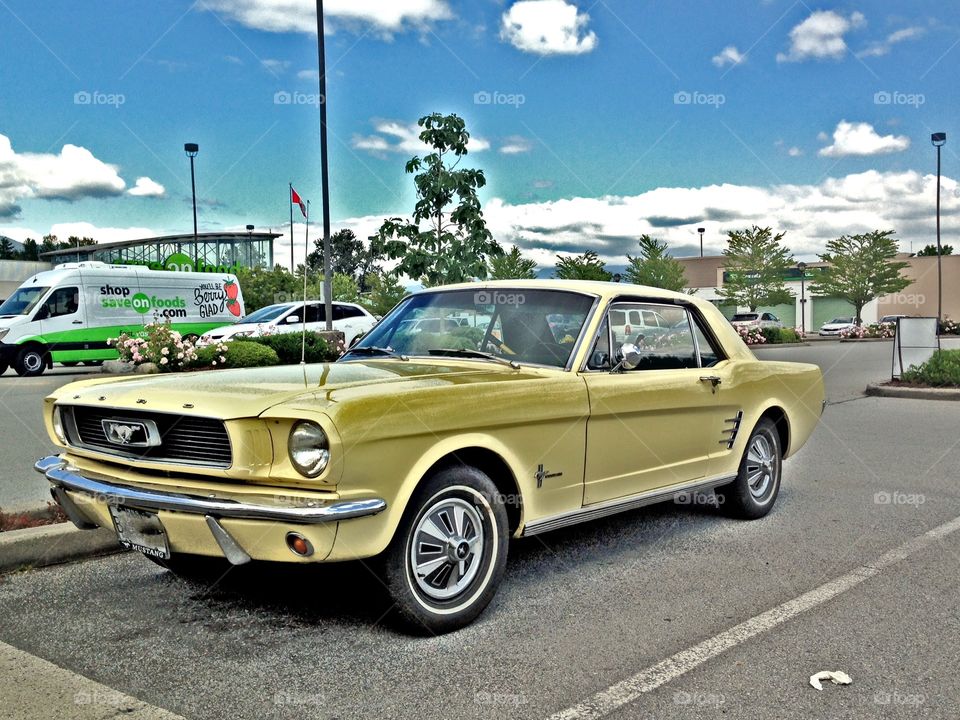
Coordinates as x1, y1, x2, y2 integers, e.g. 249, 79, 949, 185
108, 506, 170, 560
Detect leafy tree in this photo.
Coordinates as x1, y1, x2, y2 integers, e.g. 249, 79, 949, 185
235, 265, 324, 312
554, 251, 612, 281
810, 230, 912, 324
488, 245, 537, 280
20, 238, 39, 261
719, 226, 794, 311
371, 113, 502, 285
362, 272, 408, 317
65, 236, 96, 248
40, 234, 59, 255
307, 229, 380, 290
624, 235, 688, 292
0, 237, 14, 260
916, 244, 954, 256
332, 273, 360, 303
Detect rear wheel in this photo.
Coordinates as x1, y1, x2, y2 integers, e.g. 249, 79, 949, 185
381, 466, 509, 634
15, 346, 46, 377
718, 418, 782, 519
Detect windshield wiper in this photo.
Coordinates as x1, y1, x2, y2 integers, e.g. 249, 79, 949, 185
344, 346, 408, 361
428, 348, 521, 369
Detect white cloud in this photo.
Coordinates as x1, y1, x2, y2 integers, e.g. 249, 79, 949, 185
499, 136, 534, 155
351, 120, 490, 156
788, 147, 803, 157
0, 133, 126, 217
207, 0, 453, 35
712, 45, 745, 68
331, 170, 959, 265
777, 10, 866, 63
500, 0, 598, 56
261, 58, 291, 73
818, 121, 910, 157
3, 222, 159, 246
858, 25, 925, 57
127, 177, 166, 198
297, 69, 320, 81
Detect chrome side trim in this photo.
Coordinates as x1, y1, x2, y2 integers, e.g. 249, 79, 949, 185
205, 516, 252, 565
521, 473, 737, 537
720, 410, 744, 449
35, 456, 386, 524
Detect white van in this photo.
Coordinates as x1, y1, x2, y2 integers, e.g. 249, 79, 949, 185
0, 262, 244, 376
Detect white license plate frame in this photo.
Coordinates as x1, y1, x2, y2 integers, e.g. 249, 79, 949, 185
108, 505, 170, 560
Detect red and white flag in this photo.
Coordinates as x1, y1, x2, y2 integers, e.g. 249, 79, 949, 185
290, 187, 307, 218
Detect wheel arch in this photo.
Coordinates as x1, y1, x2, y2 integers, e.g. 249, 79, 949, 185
16, 340, 52, 369
757, 405, 791, 458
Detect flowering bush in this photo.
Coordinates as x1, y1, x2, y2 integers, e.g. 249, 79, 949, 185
941, 317, 960, 335
840, 322, 895, 339
737, 326, 766, 345
108, 321, 198, 371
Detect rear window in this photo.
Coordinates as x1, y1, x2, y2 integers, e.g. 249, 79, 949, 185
732, 314, 758, 321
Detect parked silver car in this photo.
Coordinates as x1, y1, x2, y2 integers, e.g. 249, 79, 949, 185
818, 317, 857, 336
730, 312, 784, 331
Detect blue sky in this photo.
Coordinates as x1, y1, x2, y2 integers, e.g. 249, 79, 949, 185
1, 0, 958, 266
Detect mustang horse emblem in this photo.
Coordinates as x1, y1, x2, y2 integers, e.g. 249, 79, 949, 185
105, 423, 140, 445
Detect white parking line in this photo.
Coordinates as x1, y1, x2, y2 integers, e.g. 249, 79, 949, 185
549, 514, 960, 720
0, 640, 187, 720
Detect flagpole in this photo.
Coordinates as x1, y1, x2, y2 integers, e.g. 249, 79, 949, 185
302, 200, 310, 365
289, 182, 294, 273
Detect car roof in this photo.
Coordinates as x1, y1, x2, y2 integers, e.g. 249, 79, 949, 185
419, 278, 692, 302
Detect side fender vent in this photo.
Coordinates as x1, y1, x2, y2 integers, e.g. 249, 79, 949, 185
720, 410, 744, 449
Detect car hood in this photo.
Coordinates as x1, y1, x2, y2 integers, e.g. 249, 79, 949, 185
821, 322, 853, 329
52, 360, 544, 419
0, 315, 27, 330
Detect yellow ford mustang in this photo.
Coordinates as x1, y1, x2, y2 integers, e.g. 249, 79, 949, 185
36, 280, 823, 633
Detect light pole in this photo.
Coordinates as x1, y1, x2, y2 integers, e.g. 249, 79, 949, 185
932, 132, 946, 333
697, 227, 705, 258
184, 143, 199, 246
316, 0, 333, 332
797, 261, 807, 334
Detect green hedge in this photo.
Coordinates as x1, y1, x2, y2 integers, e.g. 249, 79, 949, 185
901, 349, 960, 387
760, 327, 802, 344
193, 340, 279, 369
248, 332, 340, 364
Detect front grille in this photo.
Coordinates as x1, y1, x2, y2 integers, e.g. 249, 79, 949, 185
65, 406, 232, 469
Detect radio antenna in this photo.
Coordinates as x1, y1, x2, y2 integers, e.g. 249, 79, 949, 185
301, 199, 310, 365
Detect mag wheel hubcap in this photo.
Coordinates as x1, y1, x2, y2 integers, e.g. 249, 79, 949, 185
410, 497, 485, 601
23, 353, 42, 372
746, 433, 777, 500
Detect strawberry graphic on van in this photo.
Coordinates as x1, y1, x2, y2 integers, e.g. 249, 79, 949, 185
224, 279, 239, 301
227, 299, 241, 317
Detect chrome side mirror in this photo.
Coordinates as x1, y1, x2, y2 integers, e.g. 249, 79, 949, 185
613, 342, 642, 372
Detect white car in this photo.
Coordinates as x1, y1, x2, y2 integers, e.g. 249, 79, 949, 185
201, 301, 377, 345
730, 312, 784, 331
818, 317, 857, 336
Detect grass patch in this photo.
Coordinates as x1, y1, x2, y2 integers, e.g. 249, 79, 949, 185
0, 502, 69, 532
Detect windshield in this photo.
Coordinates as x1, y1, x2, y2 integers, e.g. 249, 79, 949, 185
344, 288, 595, 368
241, 304, 290, 323
0, 286, 49, 316
732, 314, 758, 321
830, 317, 854, 324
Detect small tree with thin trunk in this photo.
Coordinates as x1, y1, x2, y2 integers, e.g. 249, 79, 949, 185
624, 235, 688, 292
810, 230, 912, 324
719, 226, 794, 311
554, 251, 612, 281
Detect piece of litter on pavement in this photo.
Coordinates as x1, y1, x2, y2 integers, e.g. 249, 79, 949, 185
809, 671, 852, 690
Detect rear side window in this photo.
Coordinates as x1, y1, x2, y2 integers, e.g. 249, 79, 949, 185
43, 287, 80, 319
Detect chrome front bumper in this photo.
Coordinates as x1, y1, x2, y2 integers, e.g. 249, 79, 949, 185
35, 455, 387, 526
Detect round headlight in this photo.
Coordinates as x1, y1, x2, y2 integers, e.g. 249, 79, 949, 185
52, 406, 68, 445
288, 421, 329, 478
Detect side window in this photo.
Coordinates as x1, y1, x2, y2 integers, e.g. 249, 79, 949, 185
602, 303, 698, 371
692, 317, 723, 368
332, 304, 347, 321
44, 287, 79, 319
587, 316, 611, 370
642, 310, 659, 327
303, 305, 324, 324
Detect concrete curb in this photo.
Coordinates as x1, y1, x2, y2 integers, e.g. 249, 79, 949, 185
0, 523, 125, 574
751, 342, 812, 349
865, 383, 960, 401
839, 338, 893, 343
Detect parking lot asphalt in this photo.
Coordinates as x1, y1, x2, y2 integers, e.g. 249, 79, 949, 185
1, 342, 959, 719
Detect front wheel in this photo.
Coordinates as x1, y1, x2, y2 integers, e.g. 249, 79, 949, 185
718, 418, 782, 519
15, 346, 46, 377
382, 466, 509, 634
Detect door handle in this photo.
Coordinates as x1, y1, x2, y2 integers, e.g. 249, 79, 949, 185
72, 320, 84, 325
699, 376, 721, 393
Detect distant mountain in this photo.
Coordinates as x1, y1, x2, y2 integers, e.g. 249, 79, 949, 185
0, 236, 24, 253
